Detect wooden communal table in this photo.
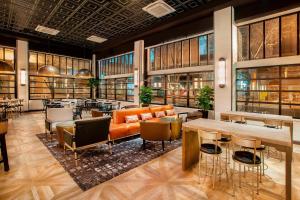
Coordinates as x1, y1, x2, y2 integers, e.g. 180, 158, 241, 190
221, 111, 294, 143
182, 118, 292, 200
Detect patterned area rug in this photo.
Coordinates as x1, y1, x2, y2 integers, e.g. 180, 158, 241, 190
37, 134, 181, 191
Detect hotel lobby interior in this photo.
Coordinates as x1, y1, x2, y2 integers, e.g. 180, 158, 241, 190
1, 0, 300, 199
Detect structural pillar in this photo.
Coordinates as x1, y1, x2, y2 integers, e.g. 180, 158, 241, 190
214, 7, 235, 119
133, 40, 144, 105
16, 40, 29, 111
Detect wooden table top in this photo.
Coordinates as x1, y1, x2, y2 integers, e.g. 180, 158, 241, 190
221, 111, 293, 122
183, 118, 291, 147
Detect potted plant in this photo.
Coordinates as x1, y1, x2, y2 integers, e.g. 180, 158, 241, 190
139, 86, 153, 107
88, 78, 99, 99
195, 85, 213, 119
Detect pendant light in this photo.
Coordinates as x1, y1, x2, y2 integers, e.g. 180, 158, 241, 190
76, 45, 91, 78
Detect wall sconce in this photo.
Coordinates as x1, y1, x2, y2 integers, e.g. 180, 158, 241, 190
134, 69, 138, 87
20, 69, 26, 86
218, 58, 226, 88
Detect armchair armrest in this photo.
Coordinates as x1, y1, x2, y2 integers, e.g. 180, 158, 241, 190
63, 129, 74, 147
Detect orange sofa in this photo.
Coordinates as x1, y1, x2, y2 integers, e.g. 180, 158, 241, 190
109, 105, 175, 141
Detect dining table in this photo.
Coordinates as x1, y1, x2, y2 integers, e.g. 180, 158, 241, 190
182, 118, 292, 200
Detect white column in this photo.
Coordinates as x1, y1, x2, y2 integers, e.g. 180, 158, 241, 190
214, 7, 235, 119
133, 40, 144, 105
16, 40, 29, 111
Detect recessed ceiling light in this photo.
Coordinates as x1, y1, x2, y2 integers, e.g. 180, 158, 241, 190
86, 35, 107, 43
35, 25, 60, 35
142, 0, 175, 18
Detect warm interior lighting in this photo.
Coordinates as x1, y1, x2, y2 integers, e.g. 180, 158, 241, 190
35, 25, 60, 35
0, 60, 14, 72
218, 58, 226, 88
38, 65, 59, 76
87, 35, 107, 44
76, 69, 92, 78
20, 69, 26, 85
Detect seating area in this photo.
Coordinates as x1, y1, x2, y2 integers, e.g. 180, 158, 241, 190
1, 1, 300, 200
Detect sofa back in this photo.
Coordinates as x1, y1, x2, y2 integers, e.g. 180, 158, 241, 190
75, 116, 111, 147
113, 105, 174, 124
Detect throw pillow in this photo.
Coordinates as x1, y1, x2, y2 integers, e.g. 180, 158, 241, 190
155, 111, 166, 118
140, 113, 153, 121
166, 109, 175, 116
125, 115, 139, 123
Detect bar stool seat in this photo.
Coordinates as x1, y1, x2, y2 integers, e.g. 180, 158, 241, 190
233, 151, 261, 165
201, 143, 222, 154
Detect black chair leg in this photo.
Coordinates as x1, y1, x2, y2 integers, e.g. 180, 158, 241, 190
0, 134, 9, 171
162, 141, 165, 151
143, 139, 146, 150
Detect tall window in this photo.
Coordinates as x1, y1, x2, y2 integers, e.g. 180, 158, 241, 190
236, 65, 300, 118
148, 71, 214, 108
148, 33, 214, 71
28, 51, 91, 100
0, 47, 15, 99
98, 52, 134, 76
238, 12, 300, 61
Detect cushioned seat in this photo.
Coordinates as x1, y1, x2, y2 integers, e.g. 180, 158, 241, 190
200, 143, 222, 154
109, 123, 130, 140
245, 145, 266, 151
126, 122, 140, 134
233, 151, 261, 165
218, 136, 231, 142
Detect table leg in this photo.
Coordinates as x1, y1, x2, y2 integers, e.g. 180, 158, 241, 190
0, 134, 9, 171
182, 128, 199, 170
286, 147, 292, 200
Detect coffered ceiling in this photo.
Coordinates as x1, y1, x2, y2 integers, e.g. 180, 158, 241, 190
0, 0, 226, 49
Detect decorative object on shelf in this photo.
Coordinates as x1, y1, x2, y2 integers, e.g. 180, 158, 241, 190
76, 68, 92, 78
218, 57, 226, 88
195, 85, 213, 119
38, 65, 59, 76
139, 86, 153, 107
0, 60, 14, 72
88, 78, 99, 99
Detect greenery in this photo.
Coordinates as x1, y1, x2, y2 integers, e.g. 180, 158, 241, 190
88, 78, 99, 88
139, 86, 153, 105
195, 85, 214, 111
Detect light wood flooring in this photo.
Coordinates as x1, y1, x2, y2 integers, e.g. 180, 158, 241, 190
0, 112, 300, 200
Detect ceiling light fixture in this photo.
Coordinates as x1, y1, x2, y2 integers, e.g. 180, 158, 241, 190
35, 25, 60, 35
142, 0, 175, 18
86, 35, 107, 44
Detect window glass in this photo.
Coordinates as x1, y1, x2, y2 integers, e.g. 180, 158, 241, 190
168, 43, 175, 69
60, 57, 67, 75
190, 37, 198, 66
148, 75, 165, 104
182, 40, 190, 67
265, 18, 279, 58
199, 35, 208, 65
281, 14, 297, 56
155, 47, 161, 70
38, 53, 45, 70
238, 25, 250, 61
46, 54, 53, 65
175, 42, 182, 68
67, 58, 73, 75
161, 45, 168, 70
150, 48, 155, 71
129, 53, 133, 73
29, 52, 37, 75
53, 55, 60, 68
167, 74, 188, 106
78, 60, 85, 71
0, 48, 3, 60
125, 54, 129, 73
250, 22, 264, 59
72, 59, 79, 75
207, 34, 214, 65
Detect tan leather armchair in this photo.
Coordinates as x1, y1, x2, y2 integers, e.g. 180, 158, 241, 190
140, 121, 171, 151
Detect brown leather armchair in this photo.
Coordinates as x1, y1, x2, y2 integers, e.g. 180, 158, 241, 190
63, 116, 111, 164
140, 121, 171, 151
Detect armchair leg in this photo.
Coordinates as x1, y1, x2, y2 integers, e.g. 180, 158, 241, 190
143, 139, 146, 150
108, 142, 112, 154
162, 141, 165, 151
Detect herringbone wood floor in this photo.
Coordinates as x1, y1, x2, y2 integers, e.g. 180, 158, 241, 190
0, 112, 300, 200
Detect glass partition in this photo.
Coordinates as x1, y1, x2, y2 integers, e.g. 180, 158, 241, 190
148, 33, 214, 71
238, 11, 300, 61
236, 65, 300, 118
0, 46, 15, 98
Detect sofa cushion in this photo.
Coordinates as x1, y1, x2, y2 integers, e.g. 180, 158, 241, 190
125, 115, 139, 123
149, 105, 174, 115
109, 123, 130, 140
113, 107, 150, 124
155, 111, 166, 118
166, 109, 175, 116
127, 122, 140, 134
140, 113, 153, 121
